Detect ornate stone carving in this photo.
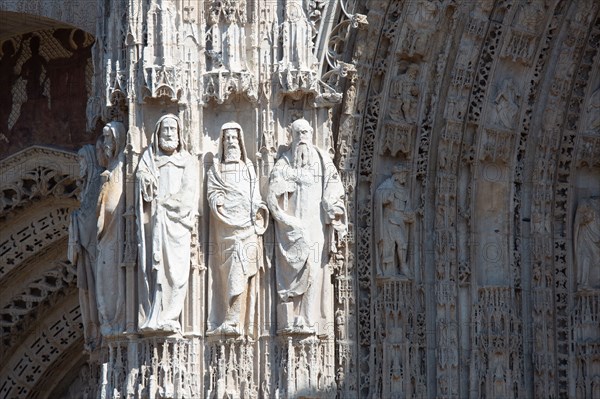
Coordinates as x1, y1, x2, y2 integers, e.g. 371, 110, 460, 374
480, 128, 515, 164
0, 260, 76, 348
0, 146, 79, 219
137, 115, 198, 333
267, 118, 347, 335
6, 1, 600, 397
203, 0, 256, 103
0, 300, 83, 399
501, 30, 537, 65
206, 122, 268, 336
379, 121, 415, 158
0, 207, 70, 279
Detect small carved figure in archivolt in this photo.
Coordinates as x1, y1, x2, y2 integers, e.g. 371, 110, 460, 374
137, 114, 198, 333
375, 164, 415, 278
494, 79, 520, 129
390, 64, 420, 124
574, 198, 600, 290
206, 122, 268, 336
585, 87, 600, 132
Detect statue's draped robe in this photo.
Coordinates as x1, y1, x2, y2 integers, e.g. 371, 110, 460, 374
374, 179, 411, 276
68, 145, 101, 348
268, 146, 346, 332
574, 200, 600, 289
207, 159, 264, 333
96, 152, 126, 336
137, 148, 198, 331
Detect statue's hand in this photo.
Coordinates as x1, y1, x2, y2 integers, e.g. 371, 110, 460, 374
161, 197, 182, 213
254, 205, 269, 235
140, 172, 157, 201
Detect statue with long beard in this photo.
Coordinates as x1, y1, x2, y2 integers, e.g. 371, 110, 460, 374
137, 114, 198, 333
267, 118, 347, 335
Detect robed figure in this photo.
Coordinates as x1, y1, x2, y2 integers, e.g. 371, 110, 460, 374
69, 144, 102, 349
374, 164, 415, 278
574, 198, 600, 290
206, 122, 268, 336
137, 114, 198, 333
267, 118, 347, 335
96, 121, 127, 336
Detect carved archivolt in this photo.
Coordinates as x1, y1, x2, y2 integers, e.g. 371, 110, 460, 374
0, 296, 82, 399
0, 146, 79, 218
0, 260, 76, 349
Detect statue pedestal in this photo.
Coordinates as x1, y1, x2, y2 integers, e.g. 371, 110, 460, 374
97, 336, 202, 398
274, 333, 336, 399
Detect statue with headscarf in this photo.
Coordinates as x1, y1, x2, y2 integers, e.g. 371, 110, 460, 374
206, 122, 268, 336
96, 121, 127, 337
137, 114, 198, 333
69, 143, 103, 349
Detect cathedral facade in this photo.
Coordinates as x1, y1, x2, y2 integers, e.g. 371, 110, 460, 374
1, 1, 599, 398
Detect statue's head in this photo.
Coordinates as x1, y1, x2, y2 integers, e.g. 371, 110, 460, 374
154, 114, 184, 155
219, 121, 246, 163
290, 119, 314, 168
76, 145, 100, 202
159, 116, 179, 155
392, 164, 409, 185
290, 118, 313, 146
101, 121, 126, 161
77, 147, 89, 178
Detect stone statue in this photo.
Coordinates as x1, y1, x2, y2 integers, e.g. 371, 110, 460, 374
494, 79, 519, 129
390, 64, 419, 123
374, 164, 415, 278
96, 121, 127, 336
586, 88, 600, 131
207, 122, 269, 336
574, 198, 600, 290
137, 114, 198, 333
68, 144, 102, 349
267, 118, 347, 334
280, 0, 317, 70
